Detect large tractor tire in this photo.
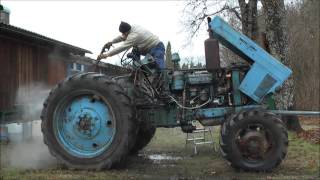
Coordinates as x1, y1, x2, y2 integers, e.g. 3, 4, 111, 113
41, 73, 137, 170
219, 109, 288, 171
113, 75, 156, 154
130, 119, 156, 154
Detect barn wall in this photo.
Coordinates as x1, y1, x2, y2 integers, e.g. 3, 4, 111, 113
47, 53, 67, 86
0, 38, 67, 111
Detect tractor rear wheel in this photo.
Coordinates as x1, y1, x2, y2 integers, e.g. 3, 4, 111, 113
130, 119, 156, 154
219, 109, 288, 171
41, 73, 137, 170
113, 75, 156, 154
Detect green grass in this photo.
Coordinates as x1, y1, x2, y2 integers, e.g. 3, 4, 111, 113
1, 127, 319, 180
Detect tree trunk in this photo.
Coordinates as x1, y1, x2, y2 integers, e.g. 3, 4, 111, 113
238, 0, 258, 41
261, 0, 303, 132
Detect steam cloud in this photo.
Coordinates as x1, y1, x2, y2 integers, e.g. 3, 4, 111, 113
1, 83, 58, 169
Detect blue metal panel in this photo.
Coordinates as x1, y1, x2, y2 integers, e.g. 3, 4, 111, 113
210, 16, 292, 102
196, 107, 227, 119
195, 105, 262, 120
240, 63, 276, 102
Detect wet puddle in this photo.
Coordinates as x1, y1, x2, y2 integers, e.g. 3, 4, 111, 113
139, 154, 183, 164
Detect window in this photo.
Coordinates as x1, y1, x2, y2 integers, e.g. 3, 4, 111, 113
72, 63, 85, 72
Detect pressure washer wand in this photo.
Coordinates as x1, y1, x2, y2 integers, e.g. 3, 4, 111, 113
94, 46, 108, 72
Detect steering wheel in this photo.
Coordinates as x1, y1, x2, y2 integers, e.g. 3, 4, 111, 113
120, 49, 133, 67
121, 47, 141, 67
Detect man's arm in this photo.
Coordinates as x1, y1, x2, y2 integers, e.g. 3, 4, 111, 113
111, 35, 125, 44
106, 41, 133, 56
101, 35, 125, 54
106, 35, 136, 56
98, 33, 136, 60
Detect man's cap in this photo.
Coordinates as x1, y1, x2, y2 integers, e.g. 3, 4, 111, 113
119, 21, 131, 33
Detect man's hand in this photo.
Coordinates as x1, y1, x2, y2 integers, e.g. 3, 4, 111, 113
97, 54, 109, 61
104, 42, 113, 50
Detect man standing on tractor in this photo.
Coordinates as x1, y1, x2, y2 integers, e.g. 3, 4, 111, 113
97, 21, 165, 69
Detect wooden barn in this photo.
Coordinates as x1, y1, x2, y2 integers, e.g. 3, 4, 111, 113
0, 5, 128, 124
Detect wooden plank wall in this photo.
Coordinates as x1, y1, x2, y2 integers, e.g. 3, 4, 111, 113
48, 54, 67, 86
0, 38, 67, 111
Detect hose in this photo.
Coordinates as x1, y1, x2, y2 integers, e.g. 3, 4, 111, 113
168, 95, 211, 110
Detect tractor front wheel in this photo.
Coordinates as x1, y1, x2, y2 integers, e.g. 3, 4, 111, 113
220, 109, 288, 171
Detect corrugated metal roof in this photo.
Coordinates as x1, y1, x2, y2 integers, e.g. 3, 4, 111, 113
0, 22, 92, 54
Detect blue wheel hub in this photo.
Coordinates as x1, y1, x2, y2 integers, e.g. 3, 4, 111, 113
54, 93, 116, 158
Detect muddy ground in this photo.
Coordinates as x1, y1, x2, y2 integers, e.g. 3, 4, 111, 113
0, 120, 319, 180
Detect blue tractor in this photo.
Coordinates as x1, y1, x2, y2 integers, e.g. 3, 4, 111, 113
41, 16, 292, 171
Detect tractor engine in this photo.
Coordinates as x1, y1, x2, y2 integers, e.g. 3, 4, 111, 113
167, 63, 250, 131
170, 70, 227, 108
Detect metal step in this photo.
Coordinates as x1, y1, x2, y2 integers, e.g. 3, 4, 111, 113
186, 137, 205, 141
193, 129, 210, 133
185, 127, 216, 154
195, 141, 214, 145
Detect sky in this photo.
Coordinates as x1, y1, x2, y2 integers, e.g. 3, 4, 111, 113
2, 1, 209, 65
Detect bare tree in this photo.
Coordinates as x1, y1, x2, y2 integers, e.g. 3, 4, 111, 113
261, 0, 303, 131
182, 0, 259, 40
238, 0, 258, 40
182, 0, 240, 38
286, 0, 320, 111
182, 0, 259, 66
